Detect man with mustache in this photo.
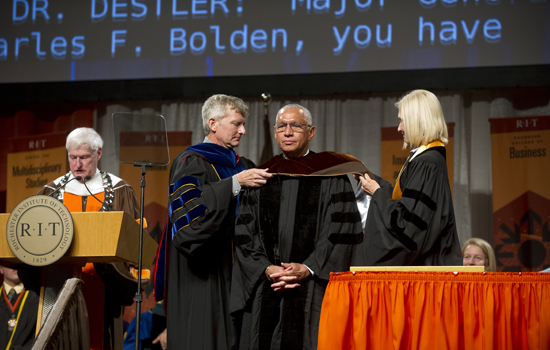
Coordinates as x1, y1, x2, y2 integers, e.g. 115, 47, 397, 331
230, 104, 366, 350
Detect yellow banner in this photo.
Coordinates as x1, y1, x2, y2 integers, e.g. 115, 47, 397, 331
119, 131, 192, 239
491, 116, 550, 272
380, 123, 454, 192
6, 132, 68, 212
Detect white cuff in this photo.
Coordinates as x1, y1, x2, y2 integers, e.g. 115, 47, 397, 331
231, 175, 241, 196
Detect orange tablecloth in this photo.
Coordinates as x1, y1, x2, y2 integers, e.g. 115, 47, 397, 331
318, 271, 550, 350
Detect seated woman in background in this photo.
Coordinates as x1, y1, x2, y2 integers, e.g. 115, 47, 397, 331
462, 238, 497, 272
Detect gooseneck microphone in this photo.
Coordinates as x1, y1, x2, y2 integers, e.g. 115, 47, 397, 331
82, 175, 106, 206
48, 176, 82, 197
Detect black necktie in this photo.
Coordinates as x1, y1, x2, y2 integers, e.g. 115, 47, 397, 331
7, 288, 17, 305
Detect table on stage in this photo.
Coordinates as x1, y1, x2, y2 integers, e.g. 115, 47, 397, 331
318, 267, 550, 350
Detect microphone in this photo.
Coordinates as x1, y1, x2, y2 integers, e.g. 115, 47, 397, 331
82, 175, 106, 206
261, 92, 272, 116
48, 176, 82, 197
261, 92, 272, 104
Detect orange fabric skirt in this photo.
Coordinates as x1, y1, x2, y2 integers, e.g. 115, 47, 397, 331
318, 271, 550, 350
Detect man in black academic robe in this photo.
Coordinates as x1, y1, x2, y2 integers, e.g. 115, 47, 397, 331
160, 95, 271, 350
0, 265, 39, 350
230, 104, 365, 350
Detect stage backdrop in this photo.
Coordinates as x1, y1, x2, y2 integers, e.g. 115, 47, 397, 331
490, 116, 550, 272
1, 108, 94, 213
380, 123, 454, 192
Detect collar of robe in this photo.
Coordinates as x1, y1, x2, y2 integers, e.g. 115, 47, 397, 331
186, 143, 240, 168
392, 140, 446, 200
258, 151, 373, 178
53, 171, 115, 211
1, 285, 30, 348
2, 286, 25, 313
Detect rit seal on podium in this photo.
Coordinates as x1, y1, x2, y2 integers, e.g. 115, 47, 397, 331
6, 195, 74, 266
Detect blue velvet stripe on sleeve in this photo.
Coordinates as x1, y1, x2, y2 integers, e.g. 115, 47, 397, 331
169, 175, 201, 196
169, 188, 203, 219
172, 204, 208, 239
169, 175, 208, 239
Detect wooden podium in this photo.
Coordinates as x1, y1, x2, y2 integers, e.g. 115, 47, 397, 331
0, 211, 159, 343
0, 211, 158, 267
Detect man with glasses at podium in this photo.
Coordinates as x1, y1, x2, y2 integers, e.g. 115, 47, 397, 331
38, 127, 141, 350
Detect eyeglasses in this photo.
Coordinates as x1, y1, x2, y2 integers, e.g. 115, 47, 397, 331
275, 122, 311, 133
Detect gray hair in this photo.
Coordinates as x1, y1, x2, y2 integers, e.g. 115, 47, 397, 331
66, 127, 103, 153
202, 94, 249, 135
276, 104, 313, 125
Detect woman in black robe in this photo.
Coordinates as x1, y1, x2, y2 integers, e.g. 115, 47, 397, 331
356, 89, 462, 266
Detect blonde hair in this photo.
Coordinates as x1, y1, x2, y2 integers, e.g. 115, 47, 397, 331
461, 238, 497, 272
395, 89, 448, 149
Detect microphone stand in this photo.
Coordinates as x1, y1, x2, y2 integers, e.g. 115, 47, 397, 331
260, 92, 273, 164
111, 110, 170, 350
134, 161, 153, 350
48, 176, 82, 198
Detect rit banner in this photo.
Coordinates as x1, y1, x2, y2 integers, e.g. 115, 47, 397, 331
6, 132, 68, 212
380, 123, 454, 192
490, 116, 550, 272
